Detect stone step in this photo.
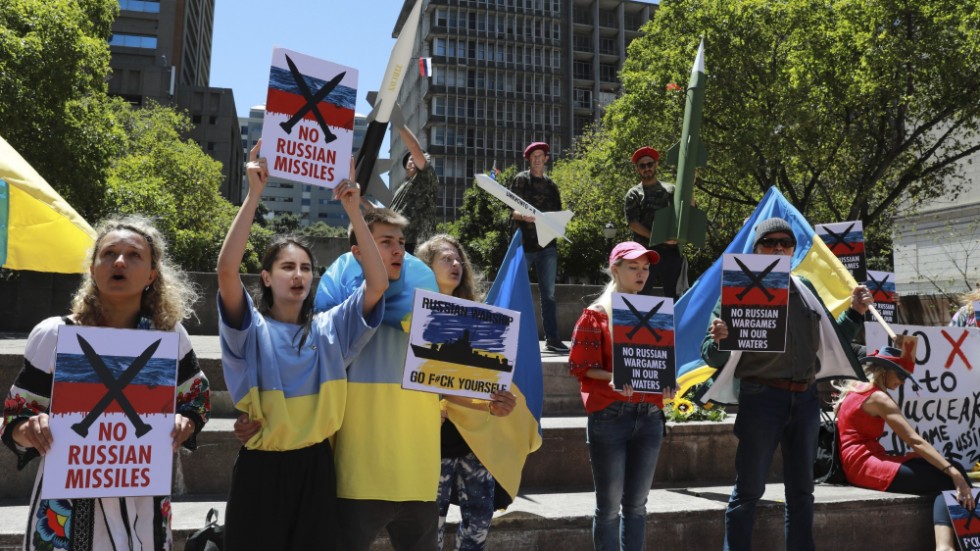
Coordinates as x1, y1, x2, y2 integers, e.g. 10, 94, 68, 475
0, 484, 937, 550
0, 417, 774, 501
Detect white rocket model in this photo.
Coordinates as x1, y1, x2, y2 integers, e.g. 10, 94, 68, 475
474, 173, 573, 248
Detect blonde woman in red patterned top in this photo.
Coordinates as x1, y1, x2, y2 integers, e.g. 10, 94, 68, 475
568, 241, 676, 551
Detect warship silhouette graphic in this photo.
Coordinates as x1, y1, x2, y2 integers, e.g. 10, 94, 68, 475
411, 329, 513, 372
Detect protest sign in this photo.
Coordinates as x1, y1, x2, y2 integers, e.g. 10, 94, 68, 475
943, 489, 980, 551
42, 326, 178, 499
867, 324, 980, 468
816, 220, 866, 282
261, 48, 357, 189
865, 270, 897, 324
403, 289, 519, 400
610, 293, 675, 393
719, 253, 790, 352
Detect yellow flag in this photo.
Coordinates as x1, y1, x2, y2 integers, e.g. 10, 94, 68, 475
0, 135, 96, 273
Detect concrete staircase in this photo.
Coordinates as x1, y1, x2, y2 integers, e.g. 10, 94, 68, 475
0, 335, 938, 550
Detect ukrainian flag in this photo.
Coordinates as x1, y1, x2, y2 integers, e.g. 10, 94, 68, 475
448, 230, 543, 504
674, 187, 858, 396
0, 135, 95, 273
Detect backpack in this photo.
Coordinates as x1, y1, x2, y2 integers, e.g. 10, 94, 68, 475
184, 508, 224, 551
814, 409, 847, 485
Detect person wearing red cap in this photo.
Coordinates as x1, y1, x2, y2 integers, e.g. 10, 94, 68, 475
388, 104, 439, 254
569, 241, 675, 551
509, 141, 568, 353
623, 146, 688, 299
834, 348, 973, 551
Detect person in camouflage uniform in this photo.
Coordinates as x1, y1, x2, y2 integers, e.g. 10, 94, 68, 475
388, 106, 439, 253
623, 146, 689, 299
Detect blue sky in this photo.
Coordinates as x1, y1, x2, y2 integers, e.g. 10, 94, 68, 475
210, 0, 406, 118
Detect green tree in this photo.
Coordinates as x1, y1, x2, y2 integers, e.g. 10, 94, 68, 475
0, 0, 121, 219
597, 0, 980, 266
104, 102, 244, 271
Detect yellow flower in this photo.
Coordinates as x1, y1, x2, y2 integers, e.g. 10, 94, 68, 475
673, 398, 695, 418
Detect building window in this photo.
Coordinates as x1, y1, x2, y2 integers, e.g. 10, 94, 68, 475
192, 115, 202, 124
435, 38, 446, 56
109, 33, 158, 49
435, 9, 447, 26
118, 0, 161, 13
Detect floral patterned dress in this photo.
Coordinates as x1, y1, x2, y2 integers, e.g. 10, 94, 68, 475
1, 316, 210, 551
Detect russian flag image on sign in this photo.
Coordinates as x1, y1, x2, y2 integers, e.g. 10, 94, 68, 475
261, 48, 358, 189
419, 57, 433, 78
42, 326, 179, 499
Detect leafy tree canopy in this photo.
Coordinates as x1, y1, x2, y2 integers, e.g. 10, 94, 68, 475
591, 0, 980, 270
0, 0, 121, 219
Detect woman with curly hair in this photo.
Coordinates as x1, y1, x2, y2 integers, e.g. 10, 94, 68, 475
1, 215, 211, 551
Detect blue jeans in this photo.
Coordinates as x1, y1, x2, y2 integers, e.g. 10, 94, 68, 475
587, 401, 665, 551
524, 247, 558, 341
725, 381, 819, 551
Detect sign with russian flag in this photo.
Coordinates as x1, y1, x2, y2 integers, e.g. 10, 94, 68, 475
865, 270, 897, 324
816, 221, 866, 282
611, 293, 675, 392
261, 48, 357, 189
719, 253, 790, 352
943, 488, 980, 550
41, 326, 179, 499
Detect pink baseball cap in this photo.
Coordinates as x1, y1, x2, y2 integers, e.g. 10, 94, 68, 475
609, 241, 660, 266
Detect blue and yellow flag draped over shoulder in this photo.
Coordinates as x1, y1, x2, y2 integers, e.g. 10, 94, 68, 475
448, 230, 544, 503
0, 135, 96, 273
314, 251, 437, 330
674, 187, 858, 396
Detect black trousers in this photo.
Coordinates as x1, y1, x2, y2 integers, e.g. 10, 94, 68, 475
224, 439, 338, 550
336, 498, 439, 551
642, 243, 684, 299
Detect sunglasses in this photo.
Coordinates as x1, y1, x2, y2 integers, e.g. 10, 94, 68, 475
637, 162, 656, 169
758, 237, 796, 248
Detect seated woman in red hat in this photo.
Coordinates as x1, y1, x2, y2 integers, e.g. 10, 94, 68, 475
834, 347, 974, 551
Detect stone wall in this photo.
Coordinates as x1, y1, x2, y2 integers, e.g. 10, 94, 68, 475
0, 269, 602, 340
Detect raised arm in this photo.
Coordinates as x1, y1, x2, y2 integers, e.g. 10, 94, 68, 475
340, 159, 388, 315
390, 104, 426, 171
217, 140, 268, 328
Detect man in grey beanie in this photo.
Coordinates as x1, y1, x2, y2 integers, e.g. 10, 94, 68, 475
700, 217, 873, 551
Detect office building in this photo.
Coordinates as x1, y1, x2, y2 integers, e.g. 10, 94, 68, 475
391, 0, 655, 221
108, 0, 243, 203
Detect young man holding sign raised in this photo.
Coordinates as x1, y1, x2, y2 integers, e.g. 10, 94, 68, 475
701, 217, 873, 551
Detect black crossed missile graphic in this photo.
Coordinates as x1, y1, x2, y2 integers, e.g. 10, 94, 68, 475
734, 257, 780, 302
70, 335, 160, 438
279, 54, 345, 144
622, 297, 663, 342
822, 223, 856, 252
866, 272, 891, 301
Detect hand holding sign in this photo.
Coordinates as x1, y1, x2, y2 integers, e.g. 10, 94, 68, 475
13, 413, 53, 455
245, 140, 269, 195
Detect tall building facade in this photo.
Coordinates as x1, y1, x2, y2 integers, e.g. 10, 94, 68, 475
391, 0, 654, 221
239, 106, 372, 226
108, 0, 243, 203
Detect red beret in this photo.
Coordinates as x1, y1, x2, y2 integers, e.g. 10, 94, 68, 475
631, 146, 660, 164
523, 142, 550, 159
